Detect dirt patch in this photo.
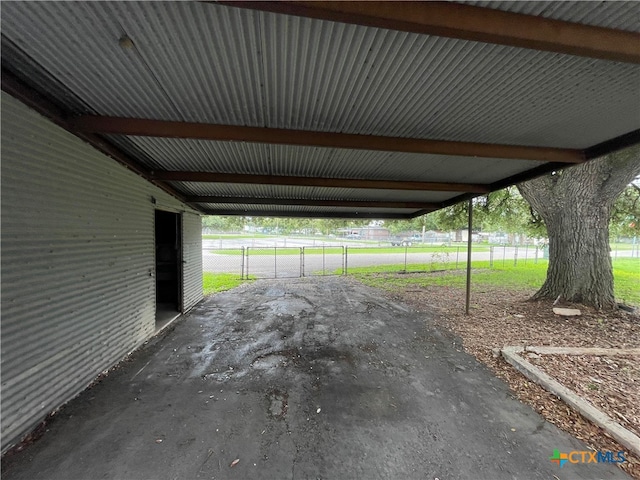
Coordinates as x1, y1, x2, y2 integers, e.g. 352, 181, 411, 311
374, 277, 640, 479
266, 389, 289, 419
358, 342, 379, 353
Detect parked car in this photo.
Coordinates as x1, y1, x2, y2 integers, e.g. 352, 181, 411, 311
390, 237, 412, 246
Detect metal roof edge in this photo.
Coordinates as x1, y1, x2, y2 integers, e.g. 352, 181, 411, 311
584, 129, 640, 160
200, 210, 414, 219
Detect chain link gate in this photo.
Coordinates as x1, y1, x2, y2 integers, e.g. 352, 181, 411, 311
243, 247, 302, 279
301, 246, 345, 276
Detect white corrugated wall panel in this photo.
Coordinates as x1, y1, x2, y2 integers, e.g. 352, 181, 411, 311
0, 92, 201, 453
182, 213, 203, 312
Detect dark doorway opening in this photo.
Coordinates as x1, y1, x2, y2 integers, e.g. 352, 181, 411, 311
155, 210, 182, 330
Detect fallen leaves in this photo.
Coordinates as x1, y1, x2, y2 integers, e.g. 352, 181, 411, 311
528, 354, 640, 439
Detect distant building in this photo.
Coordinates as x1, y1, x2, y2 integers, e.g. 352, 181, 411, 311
338, 227, 390, 239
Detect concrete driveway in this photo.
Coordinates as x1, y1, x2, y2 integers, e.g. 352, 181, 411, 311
2, 277, 628, 479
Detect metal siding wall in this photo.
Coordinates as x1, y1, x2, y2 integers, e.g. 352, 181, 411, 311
0, 92, 200, 453
182, 213, 203, 312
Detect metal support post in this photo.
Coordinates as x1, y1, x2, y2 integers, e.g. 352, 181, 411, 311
465, 199, 473, 315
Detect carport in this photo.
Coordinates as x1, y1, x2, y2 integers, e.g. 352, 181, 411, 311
0, 277, 631, 479
1, 0, 639, 470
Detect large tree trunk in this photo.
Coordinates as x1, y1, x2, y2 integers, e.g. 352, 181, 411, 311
518, 145, 640, 309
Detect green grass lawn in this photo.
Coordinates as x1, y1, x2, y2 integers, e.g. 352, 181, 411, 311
202, 258, 638, 304
349, 258, 640, 306
203, 234, 269, 240
348, 245, 490, 254
209, 245, 490, 255
611, 258, 640, 305
610, 242, 639, 251
203, 272, 252, 295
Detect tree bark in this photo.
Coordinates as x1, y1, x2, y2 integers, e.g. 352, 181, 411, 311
518, 145, 640, 309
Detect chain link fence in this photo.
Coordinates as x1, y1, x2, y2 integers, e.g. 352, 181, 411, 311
203, 247, 245, 277
203, 244, 554, 278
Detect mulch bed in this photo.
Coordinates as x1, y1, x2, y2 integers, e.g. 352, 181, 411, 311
365, 274, 640, 479
528, 354, 640, 439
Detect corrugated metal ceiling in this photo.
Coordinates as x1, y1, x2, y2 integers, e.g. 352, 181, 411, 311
169, 182, 458, 203
106, 136, 540, 184
196, 204, 415, 216
2, 2, 638, 147
1, 1, 639, 218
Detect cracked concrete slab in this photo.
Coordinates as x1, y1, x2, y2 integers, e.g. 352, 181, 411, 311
1, 277, 630, 479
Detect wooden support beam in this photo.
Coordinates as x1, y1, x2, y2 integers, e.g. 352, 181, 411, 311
187, 195, 438, 210
152, 171, 489, 193
417, 160, 575, 217
70, 116, 584, 163
221, 1, 640, 64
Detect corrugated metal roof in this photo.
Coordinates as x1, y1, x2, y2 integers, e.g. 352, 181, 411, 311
3, 2, 638, 148
169, 182, 458, 203
106, 136, 539, 184
2, 1, 639, 219
464, 1, 640, 32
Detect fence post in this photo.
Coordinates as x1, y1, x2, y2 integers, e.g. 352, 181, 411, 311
322, 245, 326, 276
246, 247, 250, 278
301, 247, 305, 277
274, 246, 277, 278
503, 245, 506, 267
340, 247, 347, 275
241, 246, 245, 279
514, 246, 518, 266
456, 247, 460, 269
490, 246, 494, 268
345, 246, 348, 275
404, 244, 408, 272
